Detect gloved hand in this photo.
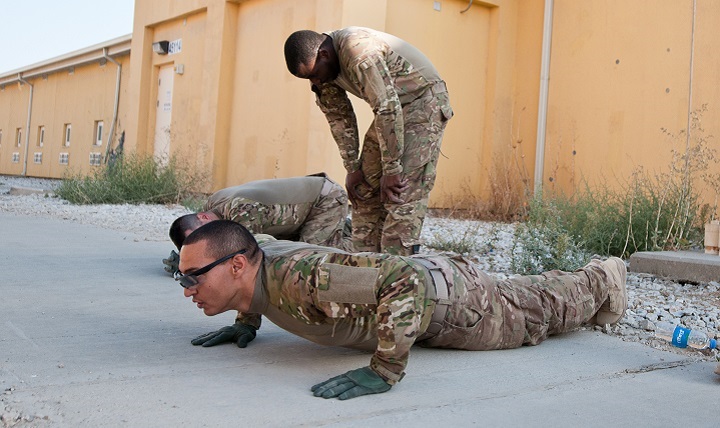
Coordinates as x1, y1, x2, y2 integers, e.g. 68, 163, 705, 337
311, 367, 392, 400
162, 250, 180, 274
191, 322, 257, 348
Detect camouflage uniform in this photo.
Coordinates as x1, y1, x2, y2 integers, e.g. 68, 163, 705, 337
204, 174, 353, 251
314, 27, 454, 255
236, 240, 612, 384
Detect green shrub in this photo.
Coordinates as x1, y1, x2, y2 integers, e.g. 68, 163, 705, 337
510, 198, 591, 274
512, 106, 716, 269
56, 152, 208, 205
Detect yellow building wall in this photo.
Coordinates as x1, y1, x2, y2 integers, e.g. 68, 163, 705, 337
5, 0, 718, 211
690, 0, 720, 204
0, 44, 130, 179
543, 0, 720, 204
127, 0, 243, 189
0, 83, 29, 175
125, 0, 543, 205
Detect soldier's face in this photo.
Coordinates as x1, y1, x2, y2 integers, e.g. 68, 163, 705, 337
179, 240, 239, 317
296, 48, 339, 86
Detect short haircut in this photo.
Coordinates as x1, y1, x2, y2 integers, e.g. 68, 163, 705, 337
169, 213, 203, 249
284, 30, 325, 76
184, 220, 262, 264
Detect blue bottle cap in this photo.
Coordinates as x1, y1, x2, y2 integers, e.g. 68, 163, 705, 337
711, 339, 717, 350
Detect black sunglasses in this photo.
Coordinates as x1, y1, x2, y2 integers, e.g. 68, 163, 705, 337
174, 249, 247, 289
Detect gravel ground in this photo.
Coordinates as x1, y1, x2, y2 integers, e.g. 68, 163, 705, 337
1, 174, 718, 365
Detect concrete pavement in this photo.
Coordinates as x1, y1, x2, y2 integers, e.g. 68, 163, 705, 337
1, 212, 718, 427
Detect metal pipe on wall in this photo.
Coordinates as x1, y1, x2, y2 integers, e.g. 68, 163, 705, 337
18, 74, 34, 176
534, 0, 554, 197
102, 48, 122, 163
683, 0, 697, 182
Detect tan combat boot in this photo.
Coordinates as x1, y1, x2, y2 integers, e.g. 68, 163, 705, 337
592, 257, 628, 326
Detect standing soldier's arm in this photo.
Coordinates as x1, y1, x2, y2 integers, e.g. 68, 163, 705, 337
352, 55, 405, 177
314, 84, 361, 173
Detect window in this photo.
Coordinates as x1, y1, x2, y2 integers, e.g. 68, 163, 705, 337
89, 152, 102, 166
12, 152, 20, 163
94, 121, 104, 146
37, 126, 45, 147
63, 124, 71, 147
33, 152, 42, 164
16, 128, 22, 147
59, 152, 69, 165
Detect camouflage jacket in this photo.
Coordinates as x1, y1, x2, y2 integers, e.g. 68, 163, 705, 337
204, 176, 325, 240
240, 240, 437, 384
315, 27, 447, 176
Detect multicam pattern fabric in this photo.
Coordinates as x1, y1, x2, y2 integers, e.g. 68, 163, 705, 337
350, 90, 448, 254
221, 196, 312, 237
300, 179, 355, 252
204, 175, 352, 250
238, 241, 613, 384
415, 257, 610, 351
313, 27, 453, 255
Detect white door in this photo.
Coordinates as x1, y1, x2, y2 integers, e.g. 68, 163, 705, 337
154, 65, 174, 162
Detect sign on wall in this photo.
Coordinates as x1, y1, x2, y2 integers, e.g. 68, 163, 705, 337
168, 39, 182, 55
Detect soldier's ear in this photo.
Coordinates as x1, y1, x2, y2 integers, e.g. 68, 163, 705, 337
230, 253, 248, 275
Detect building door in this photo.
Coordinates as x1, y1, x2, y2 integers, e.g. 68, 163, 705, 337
154, 65, 174, 161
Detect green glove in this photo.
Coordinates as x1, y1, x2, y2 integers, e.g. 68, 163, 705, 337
311, 367, 391, 400
162, 250, 180, 274
191, 322, 257, 348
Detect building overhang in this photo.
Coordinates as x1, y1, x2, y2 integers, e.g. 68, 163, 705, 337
0, 34, 132, 86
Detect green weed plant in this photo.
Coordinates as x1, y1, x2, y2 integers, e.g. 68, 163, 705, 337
56, 152, 207, 205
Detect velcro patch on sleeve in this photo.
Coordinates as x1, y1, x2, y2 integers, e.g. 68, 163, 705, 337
317, 263, 379, 304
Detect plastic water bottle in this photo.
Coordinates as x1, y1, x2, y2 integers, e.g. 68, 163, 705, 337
654, 322, 717, 350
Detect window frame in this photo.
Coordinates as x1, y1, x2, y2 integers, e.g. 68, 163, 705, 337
63, 124, 71, 147
37, 126, 45, 148
94, 121, 104, 146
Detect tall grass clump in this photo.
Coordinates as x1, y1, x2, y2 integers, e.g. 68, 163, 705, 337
56, 152, 207, 205
512, 105, 717, 272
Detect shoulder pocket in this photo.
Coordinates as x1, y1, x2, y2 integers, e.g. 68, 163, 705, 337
317, 263, 379, 304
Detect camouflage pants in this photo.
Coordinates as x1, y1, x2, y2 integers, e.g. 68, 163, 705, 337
302, 176, 354, 252
418, 258, 611, 350
352, 88, 451, 256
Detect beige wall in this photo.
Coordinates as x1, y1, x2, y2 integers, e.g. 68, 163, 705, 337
543, 0, 720, 201
3, 0, 719, 211
0, 38, 131, 178
125, 0, 545, 204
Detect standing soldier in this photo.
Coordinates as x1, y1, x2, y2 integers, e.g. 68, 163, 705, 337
284, 27, 453, 255
176, 220, 628, 400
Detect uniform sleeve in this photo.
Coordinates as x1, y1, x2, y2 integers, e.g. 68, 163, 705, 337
314, 84, 361, 173
369, 262, 428, 384
310, 255, 430, 384
234, 312, 262, 329
226, 198, 265, 234
352, 55, 404, 176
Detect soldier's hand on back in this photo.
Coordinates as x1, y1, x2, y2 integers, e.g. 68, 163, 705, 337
311, 367, 391, 400
162, 250, 180, 274
191, 322, 257, 348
